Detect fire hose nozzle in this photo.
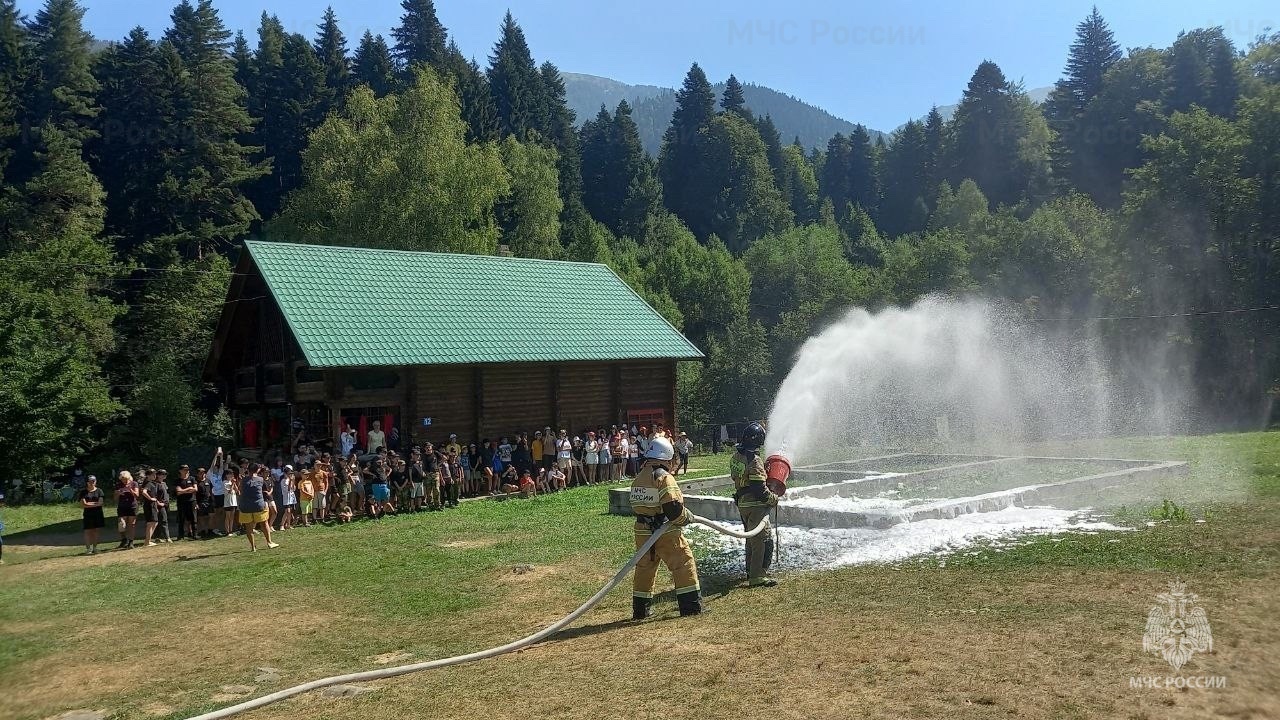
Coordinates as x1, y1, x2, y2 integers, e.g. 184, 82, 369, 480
764, 454, 792, 497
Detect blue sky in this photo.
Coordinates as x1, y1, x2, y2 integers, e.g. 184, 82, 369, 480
29, 0, 1280, 130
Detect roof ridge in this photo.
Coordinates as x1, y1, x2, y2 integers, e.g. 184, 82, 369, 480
245, 239, 610, 270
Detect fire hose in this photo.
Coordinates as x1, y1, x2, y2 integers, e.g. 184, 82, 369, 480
185, 513, 772, 720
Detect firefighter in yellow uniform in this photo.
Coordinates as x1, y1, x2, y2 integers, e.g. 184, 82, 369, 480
731, 421, 778, 587
629, 434, 704, 619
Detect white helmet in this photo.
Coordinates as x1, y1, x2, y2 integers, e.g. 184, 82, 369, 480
645, 436, 674, 462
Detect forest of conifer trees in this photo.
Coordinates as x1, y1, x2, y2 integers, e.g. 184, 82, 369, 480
1, 0, 1277, 482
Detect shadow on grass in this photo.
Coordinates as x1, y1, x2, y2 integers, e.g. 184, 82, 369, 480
3, 518, 92, 547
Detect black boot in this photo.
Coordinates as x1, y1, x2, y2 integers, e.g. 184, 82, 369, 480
631, 597, 652, 620
676, 591, 704, 617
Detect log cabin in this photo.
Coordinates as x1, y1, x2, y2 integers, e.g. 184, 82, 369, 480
203, 241, 704, 453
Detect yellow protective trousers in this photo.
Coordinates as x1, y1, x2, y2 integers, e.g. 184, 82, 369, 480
632, 524, 700, 598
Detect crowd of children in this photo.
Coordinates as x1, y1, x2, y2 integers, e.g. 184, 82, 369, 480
69, 423, 696, 555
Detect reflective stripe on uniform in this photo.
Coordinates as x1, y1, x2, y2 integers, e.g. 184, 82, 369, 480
674, 584, 700, 595
633, 591, 654, 599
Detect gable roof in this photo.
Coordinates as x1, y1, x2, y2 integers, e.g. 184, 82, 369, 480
239, 240, 703, 368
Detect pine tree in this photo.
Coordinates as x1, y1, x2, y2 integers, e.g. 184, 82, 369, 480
231, 30, 252, 89
1045, 7, 1122, 195
581, 99, 661, 236
314, 6, 350, 110
881, 119, 930, 236
947, 60, 1029, 208
781, 140, 819, 225
486, 12, 543, 139
391, 0, 448, 76
755, 114, 787, 197
247, 27, 330, 220
820, 133, 852, 213
91, 27, 177, 253
161, 0, 266, 257
24, 0, 99, 148
847, 124, 879, 214
658, 63, 716, 232
537, 61, 581, 218
0, 0, 29, 177
698, 113, 792, 251
445, 46, 497, 143
0, 126, 122, 481
353, 31, 397, 97
721, 74, 750, 118
922, 106, 945, 197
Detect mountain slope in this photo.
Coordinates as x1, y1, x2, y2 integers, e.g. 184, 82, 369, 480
563, 72, 883, 155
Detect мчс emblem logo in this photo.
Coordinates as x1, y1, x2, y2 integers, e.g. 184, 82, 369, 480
1143, 580, 1213, 671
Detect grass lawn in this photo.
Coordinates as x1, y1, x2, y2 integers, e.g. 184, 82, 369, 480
1, 433, 1278, 720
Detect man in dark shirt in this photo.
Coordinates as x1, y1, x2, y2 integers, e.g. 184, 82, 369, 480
174, 464, 198, 540
150, 469, 173, 544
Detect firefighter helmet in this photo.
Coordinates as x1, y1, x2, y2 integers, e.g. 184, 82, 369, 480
739, 422, 767, 452
645, 435, 675, 462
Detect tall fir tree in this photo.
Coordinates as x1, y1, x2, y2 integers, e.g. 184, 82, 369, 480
313, 6, 350, 111
818, 126, 877, 220
537, 60, 582, 219
922, 106, 946, 199
846, 125, 879, 215
91, 27, 176, 254
445, 45, 497, 143
231, 30, 252, 89
755, 114, 786, 194
880, 119, 931, 237
352, 31, 397, 97
161, 0, 266, 258
23, 0, 98, 152
1044, 7, 1122, 196
486, 12, 544, 139
697, 113, 792, 251
819, 133, 853, 214
0, 126, 122, 481
581, 99, 660, 236
658, 63, 717, 233
0, 0, 29, 177
246, 26, 330, 220
613, 101, 662, 237
720, 74, 750, 118
391, 0, 448, 77
946, 60, 1031, 208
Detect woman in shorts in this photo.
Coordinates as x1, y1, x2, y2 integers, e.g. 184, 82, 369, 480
114, 471, 139, 549
80, 475, 105, 554
237, 464, 278, 551
368, 458, 392, 517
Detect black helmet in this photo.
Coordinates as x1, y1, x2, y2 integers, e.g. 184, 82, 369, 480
739, 422, 766, 452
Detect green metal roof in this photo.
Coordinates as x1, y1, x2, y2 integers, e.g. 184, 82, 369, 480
243, 240, 703, 368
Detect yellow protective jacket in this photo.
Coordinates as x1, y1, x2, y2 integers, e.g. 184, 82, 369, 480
629, 461, 692, 530
730, 449, 775, 509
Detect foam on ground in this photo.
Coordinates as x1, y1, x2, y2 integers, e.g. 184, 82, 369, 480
693, 505, 1129, 570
